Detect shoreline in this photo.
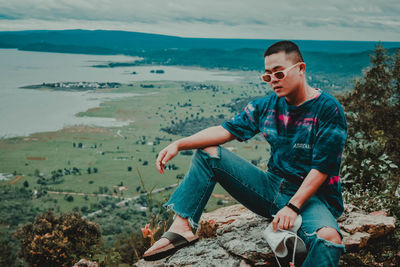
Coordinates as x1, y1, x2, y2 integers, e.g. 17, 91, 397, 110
0, 89, 158, 140
1, 49, 247, 140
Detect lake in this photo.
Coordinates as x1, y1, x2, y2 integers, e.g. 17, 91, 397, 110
0, 49, 242, 138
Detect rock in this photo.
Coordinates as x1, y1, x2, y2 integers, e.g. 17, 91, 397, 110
73, 259, 98, 267
216, 216, 274, 264
134, 204, 396, 266
134, 240, 244, 267
340, 231, 371, 249
340, 210, 396, 250
369, 210, 388, 216
340, 212, 396, 236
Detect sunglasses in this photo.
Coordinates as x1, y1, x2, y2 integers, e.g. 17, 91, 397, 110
261, 62, 303, 83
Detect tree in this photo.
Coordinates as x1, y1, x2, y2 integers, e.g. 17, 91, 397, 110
340, 45, 396, 141
65, 195, 74, 202
34, 169, 41, 177
14, 211, 101, 267
339, 45, 400, 216
23, 180, 29, 187
0, 228, 20, 266
81, 206, 88, 213
176, 173, 185, 180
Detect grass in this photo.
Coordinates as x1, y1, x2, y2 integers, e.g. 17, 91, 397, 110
0, 79, 270, 218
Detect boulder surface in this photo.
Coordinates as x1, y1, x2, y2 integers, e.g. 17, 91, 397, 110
133, 204, 396, 266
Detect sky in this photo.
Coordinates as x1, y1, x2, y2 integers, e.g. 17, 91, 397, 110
0, 0, 399, 41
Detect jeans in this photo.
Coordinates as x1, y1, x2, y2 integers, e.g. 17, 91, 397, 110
163, 146, 345, 267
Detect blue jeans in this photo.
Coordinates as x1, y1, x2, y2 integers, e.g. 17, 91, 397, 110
163, 146, 345, 266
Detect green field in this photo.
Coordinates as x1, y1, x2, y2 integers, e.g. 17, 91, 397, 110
0, 78, 271, 246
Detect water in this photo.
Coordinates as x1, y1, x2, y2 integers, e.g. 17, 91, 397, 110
0, 49, 241, 138
0, 173, 12, 181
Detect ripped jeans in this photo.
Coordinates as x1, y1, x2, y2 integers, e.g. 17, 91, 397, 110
163, 146, 345, 266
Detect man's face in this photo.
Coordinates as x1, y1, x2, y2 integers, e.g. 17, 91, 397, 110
264, 51, 304, 98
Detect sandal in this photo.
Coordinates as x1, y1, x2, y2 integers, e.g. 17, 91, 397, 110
143, 232, 199, 261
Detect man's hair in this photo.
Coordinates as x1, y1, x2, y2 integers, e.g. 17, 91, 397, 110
263, 41, 304, 63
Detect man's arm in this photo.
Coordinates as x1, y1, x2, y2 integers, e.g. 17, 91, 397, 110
272, 169, 328, 232
156, 126, 236, 173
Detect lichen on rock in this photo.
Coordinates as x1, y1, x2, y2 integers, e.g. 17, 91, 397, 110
134, 204, 396, 266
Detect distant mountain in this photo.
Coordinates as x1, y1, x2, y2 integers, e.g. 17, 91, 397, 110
90, 46, 400, 90
1, 29, 399, 90
1, 29, 399, 54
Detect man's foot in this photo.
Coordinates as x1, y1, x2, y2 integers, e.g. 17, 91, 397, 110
143, 215, 198, 259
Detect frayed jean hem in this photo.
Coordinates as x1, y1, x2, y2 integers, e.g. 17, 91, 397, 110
305, 231, 346, 253
163, 202, 200, 229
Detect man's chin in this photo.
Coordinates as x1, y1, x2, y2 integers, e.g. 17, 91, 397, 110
273, 89, 286, 97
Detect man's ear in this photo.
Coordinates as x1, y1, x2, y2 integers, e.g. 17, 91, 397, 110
299, 62, 306, 75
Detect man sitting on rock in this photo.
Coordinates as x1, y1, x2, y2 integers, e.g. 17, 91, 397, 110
143, 40, 347, 266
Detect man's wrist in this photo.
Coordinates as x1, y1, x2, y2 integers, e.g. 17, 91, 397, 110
286, 202, 300, 214
173, 140, 183, 151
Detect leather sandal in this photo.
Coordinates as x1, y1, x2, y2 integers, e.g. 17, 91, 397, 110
143, 232, 199, 261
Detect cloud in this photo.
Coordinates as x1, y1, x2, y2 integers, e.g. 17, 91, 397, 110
0, 0, 398, 41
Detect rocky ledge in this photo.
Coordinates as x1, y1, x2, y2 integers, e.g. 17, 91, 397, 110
134, 204, 396, 266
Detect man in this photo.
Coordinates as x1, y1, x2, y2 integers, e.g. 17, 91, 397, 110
143, 40, 347, 266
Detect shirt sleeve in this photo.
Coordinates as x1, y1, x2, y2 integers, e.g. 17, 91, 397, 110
312, 101, 347, 176
221, 100, 260, 142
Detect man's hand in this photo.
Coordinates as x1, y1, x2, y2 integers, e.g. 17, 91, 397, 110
154, 126, 236, 174
156, 142, 179, 174
272, 206, 298, 232
271, 169, 329, 232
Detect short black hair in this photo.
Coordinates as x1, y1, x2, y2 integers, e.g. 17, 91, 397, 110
263, 40, 304, 63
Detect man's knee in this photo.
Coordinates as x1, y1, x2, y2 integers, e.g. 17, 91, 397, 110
317, 227, 342, 245
201, 146, 219, 157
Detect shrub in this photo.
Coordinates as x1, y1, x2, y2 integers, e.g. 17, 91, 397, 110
64, 195, 74, 202
14, 211, 101, 267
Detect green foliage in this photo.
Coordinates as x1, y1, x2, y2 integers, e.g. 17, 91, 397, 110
33, 169, 41, 177
0, 186, 36, 226
64, 195, 74, 202
107, 168, 173, 265
0, 186, 41, 266
0, 228, 24, 267
93, 247, 122, 267
161, 115, 226, 136
14, 210, 101, 267
339, 45, 400, 217
339, 45, 400, 266
98, 186, 109, 194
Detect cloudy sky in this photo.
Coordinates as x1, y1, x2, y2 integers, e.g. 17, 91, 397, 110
0, 0, 399, 41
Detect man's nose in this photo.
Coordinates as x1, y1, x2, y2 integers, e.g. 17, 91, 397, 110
271, 76, 279, 83
270, 74, 279, 83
